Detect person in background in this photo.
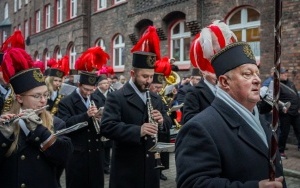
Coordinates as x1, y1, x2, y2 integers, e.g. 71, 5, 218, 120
277, 67, 300, 159
176, 42, 285, 188
176, 68, 201, 106
0, 48, 73, 188
94, 75, 113, 174
65, 69, 79, 87
119, 75, 127, 84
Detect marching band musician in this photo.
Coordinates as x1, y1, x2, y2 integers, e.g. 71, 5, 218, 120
57, 47, 108, 188
45, 56, 69, 116
101, 51, 172, 188
0, 48, 73, 188
176, 42, 286, 188
94, 75, 113, 174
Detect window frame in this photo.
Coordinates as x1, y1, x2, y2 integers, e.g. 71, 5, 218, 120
2, 31, 7, 43
35, 10, 41, 33
113, 34, 125, 71
4, 3, 8, 19
97, 0, 107, 10
18, 0, 22, 9
14, 0, 17, 12
169, 20, 191, 69
70, 0, 77, 18
69, 45, 77, 69
95, 38, 106, 51
45, 4, 51, 29
227, 7, 261, 60
24, 20, 29, 38
56, 0, 63, 24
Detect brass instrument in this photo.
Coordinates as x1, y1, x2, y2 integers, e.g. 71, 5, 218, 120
159, 71, 182, 130
263, 95, 291, 113
50, 93, 63, 116
1, 105, 49, 126
2, 86, 14, 113
90, 100, 101, 134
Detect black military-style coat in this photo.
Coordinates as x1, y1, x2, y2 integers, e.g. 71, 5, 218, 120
57, 90, 105, 188
182, 79, 215, 124
101, 82, 172, 188
176, 83, 194, 105
0, 116, 73, 188
176, 98, 286, 188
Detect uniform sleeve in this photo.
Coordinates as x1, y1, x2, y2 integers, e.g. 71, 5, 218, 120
57, 99, 89, 128
175, 120, 259, 188
101, 92, 141, 144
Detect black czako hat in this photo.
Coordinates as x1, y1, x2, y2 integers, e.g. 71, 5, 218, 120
152, 73, 165, 84
211, 42, 257, 78
48, 68, 64, 78
79, 71, 98, 86
10, 68, 45, 94
132, 51, 156, 69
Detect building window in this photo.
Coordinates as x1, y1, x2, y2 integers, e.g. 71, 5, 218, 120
25, 0, 28, 5
98, 0, 107, 10
24, 20, 29, 38
227, 7, 261, 58
14, 0, 17, 12
113, 34, 125, 68
35, 10, 41, 33
114, 0, 125, 4
56, 0, 63, 24
170, 20, 191, 65
70, 0, 77, 18
34, 51, 40, 61
95, 38, 106, 51
18, 0, 22, 9
45, 4, 51, 29
54, 46, 62, 60
43, 49, 50, 69
18, 24, 21, 31
3, 31, 7, 42
4, 3, 8, 19
69, 45, 76, 68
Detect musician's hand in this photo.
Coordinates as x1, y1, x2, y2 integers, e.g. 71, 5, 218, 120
151, 109, 163, 124
87, 106, 98, 117
0, 114, 16, 138
140, 123, 158, 137
258, 176, 283, 188
20, 109, 43, 131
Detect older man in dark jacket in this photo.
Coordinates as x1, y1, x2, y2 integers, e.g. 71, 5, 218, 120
176, 42, 285, 188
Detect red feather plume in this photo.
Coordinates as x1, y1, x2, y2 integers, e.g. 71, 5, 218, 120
56, 55, 70, 76
1, 30, 25, 52
47, 58, 57, 68
75, 47, 109, 72
131, 26, 161, 60
1, 48, 33, 83
32, 60, 45, 73
97, 65, 114, 76
154, 57, 172, 77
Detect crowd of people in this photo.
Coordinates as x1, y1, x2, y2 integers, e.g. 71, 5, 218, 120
0, 21, 296, 188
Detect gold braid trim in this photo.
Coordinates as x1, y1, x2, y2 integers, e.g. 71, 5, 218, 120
50, 94, 64, 116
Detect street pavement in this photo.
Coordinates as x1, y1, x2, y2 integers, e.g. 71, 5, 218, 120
60, 143, 300, 187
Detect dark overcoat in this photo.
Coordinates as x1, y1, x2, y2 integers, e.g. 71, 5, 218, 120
182, 79, 215, 124
176, 98, 286, 188
176, 83, 193, 105
57, 90, 105, 188
0, 116, 73, 188
101, 82, 172, 188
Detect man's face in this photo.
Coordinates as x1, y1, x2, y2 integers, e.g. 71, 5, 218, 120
98, 79, 110, 91
79, 84, 95, 98
221, 64, 261, 110
191, 76, 201, 85
52, 77, 63, 90
149, 83, 163, 93
280, 72, 288, 81
131, 69, 154, 92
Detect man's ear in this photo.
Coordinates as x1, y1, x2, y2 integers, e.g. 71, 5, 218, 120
130, 70, 135, 77
15, 95, 23, 104
218, 75, 230, 90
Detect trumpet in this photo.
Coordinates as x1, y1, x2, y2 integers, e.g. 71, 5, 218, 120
263, 95, 291, 113
90, 100, 101, 134
1, 105, 49, 126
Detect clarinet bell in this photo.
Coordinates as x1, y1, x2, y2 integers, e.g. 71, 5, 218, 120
154, 152, 165, 169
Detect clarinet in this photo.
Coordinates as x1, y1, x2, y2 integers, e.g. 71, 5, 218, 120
145, 88, 164, 169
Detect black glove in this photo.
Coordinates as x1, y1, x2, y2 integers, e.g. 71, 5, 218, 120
20, 109, 43, 131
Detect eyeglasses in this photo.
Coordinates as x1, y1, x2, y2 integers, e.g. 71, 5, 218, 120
22, 93, 50, 100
